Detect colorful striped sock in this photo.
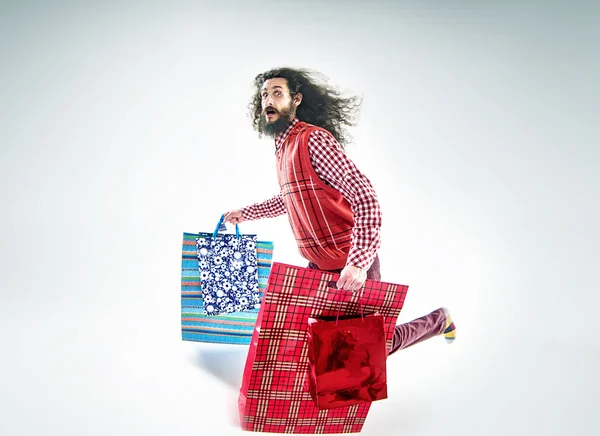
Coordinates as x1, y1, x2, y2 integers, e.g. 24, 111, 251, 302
442, 307, 456, 344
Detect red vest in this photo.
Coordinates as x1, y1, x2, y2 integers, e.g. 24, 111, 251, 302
277, 121, 354, 270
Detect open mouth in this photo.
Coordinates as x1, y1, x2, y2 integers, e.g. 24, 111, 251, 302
265, 107, 277, 117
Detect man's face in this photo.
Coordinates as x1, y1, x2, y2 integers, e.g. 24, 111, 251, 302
259, 78, 300, 136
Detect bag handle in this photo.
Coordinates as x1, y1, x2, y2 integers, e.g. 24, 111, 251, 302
328, 281, 365, 325
212, 214, 240, 239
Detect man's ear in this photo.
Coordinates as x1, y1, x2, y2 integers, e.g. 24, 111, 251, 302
293, 93, 303, 107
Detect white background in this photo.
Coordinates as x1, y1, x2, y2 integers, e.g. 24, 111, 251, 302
1, 1, 598, 435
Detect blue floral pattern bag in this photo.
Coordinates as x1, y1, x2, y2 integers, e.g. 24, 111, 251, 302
196, 216, 261, 316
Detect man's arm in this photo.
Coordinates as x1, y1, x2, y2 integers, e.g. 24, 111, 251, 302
243, 193, 287, 219
307, 129, 382, 273
224, 193, 286, 225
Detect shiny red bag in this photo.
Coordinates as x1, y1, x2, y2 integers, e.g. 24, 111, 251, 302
306, 296, 388, 410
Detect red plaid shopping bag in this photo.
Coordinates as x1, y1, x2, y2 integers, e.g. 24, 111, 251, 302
238, 262, 408, 434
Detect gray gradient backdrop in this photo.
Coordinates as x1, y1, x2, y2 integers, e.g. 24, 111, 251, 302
1, 1, 598, 435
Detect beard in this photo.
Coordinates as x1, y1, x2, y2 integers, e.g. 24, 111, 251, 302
260, 102, 295, 137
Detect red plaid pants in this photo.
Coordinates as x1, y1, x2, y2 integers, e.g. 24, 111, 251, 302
307, 256, 447, 355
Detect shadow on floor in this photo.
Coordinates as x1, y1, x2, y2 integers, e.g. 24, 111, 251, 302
192, 345, 249, 389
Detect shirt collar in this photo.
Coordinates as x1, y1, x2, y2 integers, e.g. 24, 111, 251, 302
274, 117, 299, 151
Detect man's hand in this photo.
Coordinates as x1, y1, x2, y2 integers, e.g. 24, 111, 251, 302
223, 209, 244, 225
336, 265, 367, 292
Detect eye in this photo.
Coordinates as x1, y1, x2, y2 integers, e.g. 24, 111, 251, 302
274, 90, 282, 97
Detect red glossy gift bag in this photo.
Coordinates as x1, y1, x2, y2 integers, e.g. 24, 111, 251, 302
306, 310, 388, 410
238, 262, 408, 434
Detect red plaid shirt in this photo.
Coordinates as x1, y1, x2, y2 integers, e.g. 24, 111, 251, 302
241, 118, 382, 270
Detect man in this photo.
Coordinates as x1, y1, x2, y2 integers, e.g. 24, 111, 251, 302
224, 67, 456, 353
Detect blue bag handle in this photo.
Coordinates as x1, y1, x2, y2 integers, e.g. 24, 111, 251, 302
212, 214, 240, 239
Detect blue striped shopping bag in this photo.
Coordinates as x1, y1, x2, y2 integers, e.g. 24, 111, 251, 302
181, 217, 274, 345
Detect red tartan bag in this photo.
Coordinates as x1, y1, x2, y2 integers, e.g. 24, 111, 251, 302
306, 305, 388, 410
238, 262, 408, 434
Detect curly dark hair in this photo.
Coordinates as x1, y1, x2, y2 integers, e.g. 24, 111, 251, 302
249, 67, 362, 149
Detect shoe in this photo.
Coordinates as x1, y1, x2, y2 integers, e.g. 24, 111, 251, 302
442, 307, 456, 344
